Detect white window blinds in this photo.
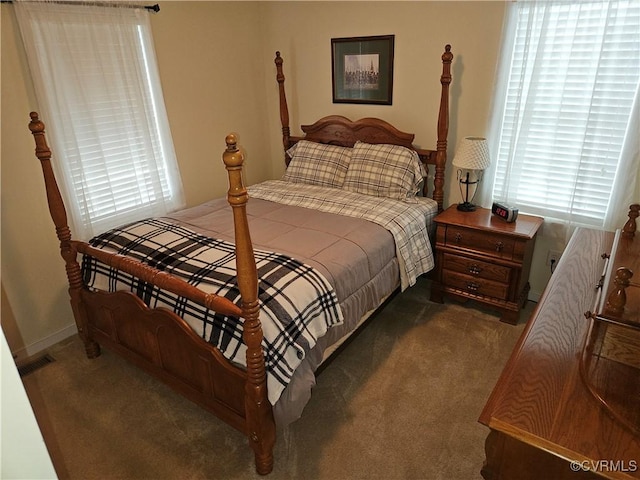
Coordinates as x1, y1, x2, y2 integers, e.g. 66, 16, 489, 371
15, 1, 184, 240
491, 0, 640, 227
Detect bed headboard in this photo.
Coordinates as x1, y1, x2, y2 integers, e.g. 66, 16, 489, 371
274, 45, 453, 212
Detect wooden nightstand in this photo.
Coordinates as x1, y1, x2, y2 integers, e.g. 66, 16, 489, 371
430, 205, 543, 324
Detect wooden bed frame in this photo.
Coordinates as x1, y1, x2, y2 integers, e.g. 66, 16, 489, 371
28, 45, 452, 475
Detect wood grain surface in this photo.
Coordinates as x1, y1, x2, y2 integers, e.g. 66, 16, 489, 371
479, 227, 640, 480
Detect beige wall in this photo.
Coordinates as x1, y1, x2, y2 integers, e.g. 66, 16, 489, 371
3, 1, 566, 359
259, 2, 507, 188
151, 2, 271, 205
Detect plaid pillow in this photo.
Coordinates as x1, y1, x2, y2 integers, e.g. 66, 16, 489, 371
343, 141, 424, 201
283, 140, 351, 188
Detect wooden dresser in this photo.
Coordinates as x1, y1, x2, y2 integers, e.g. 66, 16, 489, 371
479, 205, 640, 480
430, 206, 543, 324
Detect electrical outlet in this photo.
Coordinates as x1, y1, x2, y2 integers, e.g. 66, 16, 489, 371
546, 250, 562, 266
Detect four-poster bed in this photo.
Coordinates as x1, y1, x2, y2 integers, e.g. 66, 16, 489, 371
28, 45, 453, 474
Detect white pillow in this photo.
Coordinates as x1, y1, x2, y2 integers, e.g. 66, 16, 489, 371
342, 141, 424, 201
283, 140, 351, 188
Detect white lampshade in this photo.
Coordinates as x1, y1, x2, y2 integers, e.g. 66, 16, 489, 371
452, 137, 491, 170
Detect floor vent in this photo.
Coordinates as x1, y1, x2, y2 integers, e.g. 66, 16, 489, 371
18, 354, 55, 378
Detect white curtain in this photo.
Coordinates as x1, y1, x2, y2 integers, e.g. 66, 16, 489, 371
15, 0, 184, 240
481, 0, 640, 234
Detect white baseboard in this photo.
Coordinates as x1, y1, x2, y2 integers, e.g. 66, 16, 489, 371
12, 323, 77, 361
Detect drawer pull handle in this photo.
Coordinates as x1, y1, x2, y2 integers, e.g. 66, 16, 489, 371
495, 241, 504, 252
469, 264, 482, 275
454, 233, 462, 243
466, 282, 480, 292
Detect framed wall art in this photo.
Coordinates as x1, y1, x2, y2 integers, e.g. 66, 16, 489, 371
331, 35, 395, 105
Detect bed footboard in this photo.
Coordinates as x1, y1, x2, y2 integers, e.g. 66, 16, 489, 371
29, 115, 275, 475
82, 289, 249, 427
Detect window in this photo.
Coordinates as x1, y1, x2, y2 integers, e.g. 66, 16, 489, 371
488, 0, 640, 228
15, 1, 184, 239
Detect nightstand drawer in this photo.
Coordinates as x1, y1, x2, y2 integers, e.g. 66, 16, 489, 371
443, 253, 511, 283
445, 226, 515, 260
431, 206, 543, 324
443, 270, 510, 300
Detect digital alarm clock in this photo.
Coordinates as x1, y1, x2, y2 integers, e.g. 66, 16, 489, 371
492, 202, 519, 223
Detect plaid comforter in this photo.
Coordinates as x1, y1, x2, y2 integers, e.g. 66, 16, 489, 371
82, 218, 343, 405
249, 180, 437, 290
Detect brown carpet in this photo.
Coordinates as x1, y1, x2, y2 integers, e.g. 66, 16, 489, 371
21, 278, 529, 480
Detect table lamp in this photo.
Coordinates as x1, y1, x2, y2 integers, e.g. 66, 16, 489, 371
452, 136, 491, 212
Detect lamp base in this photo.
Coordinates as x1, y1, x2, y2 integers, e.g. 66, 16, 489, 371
456, 202, 477, 212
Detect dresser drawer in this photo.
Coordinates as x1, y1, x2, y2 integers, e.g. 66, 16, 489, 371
445, 226, 515, 260
442, 269, 510, 300
443, 253, 511, 283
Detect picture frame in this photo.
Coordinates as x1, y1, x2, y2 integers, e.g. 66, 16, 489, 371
331, 35, 395, 105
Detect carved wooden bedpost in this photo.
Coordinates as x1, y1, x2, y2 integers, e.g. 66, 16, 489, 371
435, 44, 453, 212
274, 51, 291, 164
605, 267, 633, 316
623, 203, 639, 238
222, 135, 276, 475
604, 204, 639, 317
28, 113, 100, 359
